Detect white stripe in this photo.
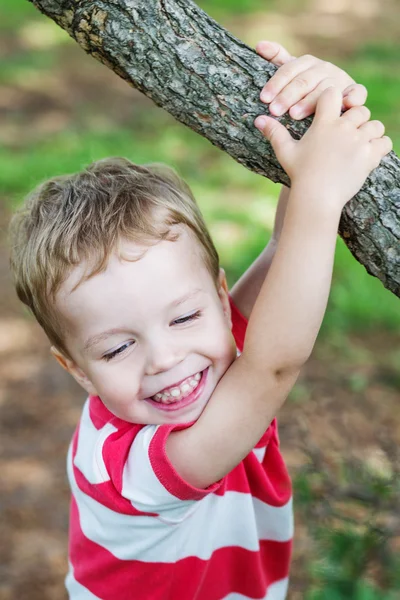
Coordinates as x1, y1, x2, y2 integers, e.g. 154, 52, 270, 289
73, 400, 116, 484
224, 577, 289, 600
68, 445, 293, 562
123, 425, 197, 522
65, 562, 101, 599
253, 446, 266, 463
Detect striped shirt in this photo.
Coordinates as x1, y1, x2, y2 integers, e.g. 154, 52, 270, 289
66, 299, 293, 599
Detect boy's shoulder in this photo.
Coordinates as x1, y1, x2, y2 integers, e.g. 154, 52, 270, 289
72, 396, 143, 487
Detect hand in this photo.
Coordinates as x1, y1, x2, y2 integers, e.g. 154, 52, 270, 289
254, 87, 392, 210
256, 41, 367, 119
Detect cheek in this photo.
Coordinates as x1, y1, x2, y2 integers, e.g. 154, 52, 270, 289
202, 320, 236, 363
90, 362, 139, 398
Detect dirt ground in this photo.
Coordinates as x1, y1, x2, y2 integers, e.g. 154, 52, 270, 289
1, 4, 400, 598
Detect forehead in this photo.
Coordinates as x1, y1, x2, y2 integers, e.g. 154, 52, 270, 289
56, 228, 215, 331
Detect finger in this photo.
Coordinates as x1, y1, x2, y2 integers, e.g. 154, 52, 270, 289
254, 115, 294, 156
260, 54, 317, 104
342, 83, 368, 109
370, 136, 393, 166
289, 78, 337, 119
341, 105, 371, 127
256, 41, 295, 67
314, 86, 343, 122
268, 66, 325, 116
358, 120, 385, 140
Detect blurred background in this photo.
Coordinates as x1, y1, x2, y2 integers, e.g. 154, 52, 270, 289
1, 0, 399, 598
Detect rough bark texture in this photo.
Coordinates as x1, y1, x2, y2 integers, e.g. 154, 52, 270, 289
29, 0, 400, 297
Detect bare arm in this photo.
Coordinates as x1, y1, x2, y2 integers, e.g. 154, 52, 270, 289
167, 192, 339, 488
166, 88, 391, 489
230, 185, 290, 319
230, 39, 368, 321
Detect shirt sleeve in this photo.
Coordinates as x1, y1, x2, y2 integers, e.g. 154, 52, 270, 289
119, 422, 225, 522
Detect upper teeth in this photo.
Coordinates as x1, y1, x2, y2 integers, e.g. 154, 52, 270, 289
152, 372, 201, 404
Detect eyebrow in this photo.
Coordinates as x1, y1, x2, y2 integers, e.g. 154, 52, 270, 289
83, 288, 203, 354
169, 288, 203, 308
83, 328, 130, 354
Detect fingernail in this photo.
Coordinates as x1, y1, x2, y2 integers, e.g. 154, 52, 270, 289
269, 102, 283, 116
254, 116, 268, 130
290, 106, 303, 118
260, 91, 272, 103
259, 41, 278, 52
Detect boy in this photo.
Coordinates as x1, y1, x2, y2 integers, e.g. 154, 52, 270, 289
9, 42, 391, 599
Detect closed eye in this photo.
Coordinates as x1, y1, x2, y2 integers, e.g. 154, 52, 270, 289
172, 310, 202, 325
103, 341, 134, 362
102, 311, 202, 361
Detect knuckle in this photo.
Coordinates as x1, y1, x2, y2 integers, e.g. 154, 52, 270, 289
323, 61, 335, 70
356, 106, 370, 119
321, 77, 336, 88
374, 152, 383, 168
362, 106, 371, 118
340, 118, 353, 130
384, 136, 393, 152
294, 76, 309, 89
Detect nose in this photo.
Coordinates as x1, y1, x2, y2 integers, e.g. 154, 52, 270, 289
145, 335, 185, 376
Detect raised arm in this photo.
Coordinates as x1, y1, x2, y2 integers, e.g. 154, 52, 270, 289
167, 87, 391, 489
230, 40, 368, 320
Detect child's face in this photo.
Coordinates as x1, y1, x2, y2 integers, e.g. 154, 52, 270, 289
53, 226, 237, 425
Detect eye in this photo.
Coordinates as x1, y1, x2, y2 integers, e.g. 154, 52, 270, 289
172, 310, 202, 326
103, 341, 134, 362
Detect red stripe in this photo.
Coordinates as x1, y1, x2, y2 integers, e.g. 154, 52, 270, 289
149, 424, 291, 507
70, 497, 291, 600
149, 422, 224, 501
229, 296, 247, 352
89, 395, 113, 429
71, 421, 156, 517
245, 441, 292, 507
101, 426, 141, 494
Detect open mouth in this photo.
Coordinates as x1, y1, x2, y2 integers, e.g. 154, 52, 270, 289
145, 368, 209, 412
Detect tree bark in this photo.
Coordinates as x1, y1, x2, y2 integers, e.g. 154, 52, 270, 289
28, 0, 400, 297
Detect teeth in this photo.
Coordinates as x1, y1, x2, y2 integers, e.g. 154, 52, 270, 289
151, 371, 203, 403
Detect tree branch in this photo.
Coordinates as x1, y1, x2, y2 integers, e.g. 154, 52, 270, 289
28, 0, 400, 297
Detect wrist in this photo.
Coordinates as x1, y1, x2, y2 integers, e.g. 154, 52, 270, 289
288, 182, 344, 222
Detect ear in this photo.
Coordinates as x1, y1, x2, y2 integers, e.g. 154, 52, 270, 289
50, 346, 98, 396
217, 268, 232, 329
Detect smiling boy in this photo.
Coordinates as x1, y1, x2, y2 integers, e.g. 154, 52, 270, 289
9, 42, 391, 599
54, 224, 236, 426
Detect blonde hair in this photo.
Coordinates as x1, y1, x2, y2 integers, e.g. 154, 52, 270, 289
9, 157, 220, 359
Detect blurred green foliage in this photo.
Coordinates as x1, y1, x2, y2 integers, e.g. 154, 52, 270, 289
2, 0, 399, 337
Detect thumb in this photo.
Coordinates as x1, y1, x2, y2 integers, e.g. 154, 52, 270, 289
254, 115, 293, 155
256, 41, 295, 67
314, 86, 342, 122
